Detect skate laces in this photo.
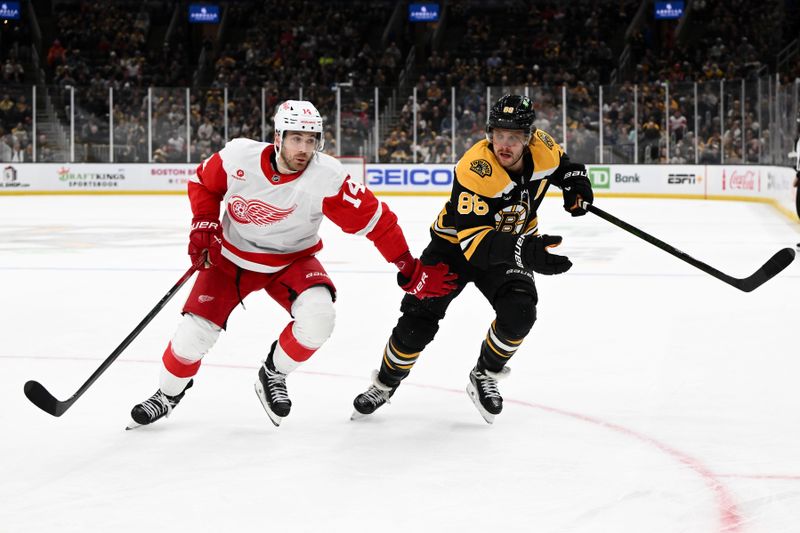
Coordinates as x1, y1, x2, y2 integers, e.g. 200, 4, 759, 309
263, 364, 289, 403
473, 369, 502, 399
361, 385, 391, 405
139, 391, 171, 419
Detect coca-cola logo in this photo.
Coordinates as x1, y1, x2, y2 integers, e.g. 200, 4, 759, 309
726, 169, 757, 191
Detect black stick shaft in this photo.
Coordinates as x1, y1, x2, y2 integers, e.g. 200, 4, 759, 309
584, 202, 730, 280
24, 265, 198, 416
582, 201, 794, 292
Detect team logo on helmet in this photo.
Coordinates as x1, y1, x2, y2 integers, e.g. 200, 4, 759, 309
470, 159, 492, 177
227, 195, 296, 226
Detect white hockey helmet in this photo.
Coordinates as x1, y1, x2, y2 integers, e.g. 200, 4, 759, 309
273, 100, 325, 151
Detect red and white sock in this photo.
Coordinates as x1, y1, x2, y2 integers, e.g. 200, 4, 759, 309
272, 322, 317, 374
159, 342, 201, 396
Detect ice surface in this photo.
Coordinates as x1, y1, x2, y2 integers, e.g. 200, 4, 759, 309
1, 194, 798, 533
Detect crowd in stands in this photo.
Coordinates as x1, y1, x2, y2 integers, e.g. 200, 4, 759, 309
381, 0, 641, 164
42, 0, 190, 162
1, 0, 798, 165
193, 0, 399, 160
0, 91, 33, 162
0, 13, 33, 162
616, 0, 795, 163
382, 0, 794, 165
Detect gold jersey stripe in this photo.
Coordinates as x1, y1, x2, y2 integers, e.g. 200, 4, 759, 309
534, 179, 549, 200
462, 228, 492, 261
432, 226, 459, 243
523, 217, 539, 234
456, 225, 493, 241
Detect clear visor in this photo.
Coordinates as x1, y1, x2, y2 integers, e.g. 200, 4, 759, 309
279, 130, 325, 152
486, 129, 531, 147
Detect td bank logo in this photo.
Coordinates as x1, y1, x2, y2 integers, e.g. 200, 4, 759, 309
588, 167, 610, 189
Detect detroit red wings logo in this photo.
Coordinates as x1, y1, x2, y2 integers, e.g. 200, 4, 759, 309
227, 195, 296, 226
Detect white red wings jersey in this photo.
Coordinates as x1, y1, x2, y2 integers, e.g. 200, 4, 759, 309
190, 138, 408, 273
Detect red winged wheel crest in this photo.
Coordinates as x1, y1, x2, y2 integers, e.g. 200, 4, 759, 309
227, 195, 296, 226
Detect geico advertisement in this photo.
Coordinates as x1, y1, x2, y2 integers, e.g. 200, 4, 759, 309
366, 164, 454, 192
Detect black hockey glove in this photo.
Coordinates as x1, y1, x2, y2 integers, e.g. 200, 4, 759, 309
516, 234, 572, 275
560, 163, 593, 216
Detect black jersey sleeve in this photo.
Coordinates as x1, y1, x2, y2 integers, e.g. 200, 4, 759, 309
543, 152, 576, 187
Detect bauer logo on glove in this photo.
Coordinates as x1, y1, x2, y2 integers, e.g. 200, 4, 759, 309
559, 162, 594, 216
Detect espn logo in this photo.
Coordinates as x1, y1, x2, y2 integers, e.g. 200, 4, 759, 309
667, 173, 699, 185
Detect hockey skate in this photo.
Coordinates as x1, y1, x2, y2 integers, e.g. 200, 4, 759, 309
351, 371, 396, 420
466, 365, 510, 424
254, 348, 291, 427
127, 379, 193, 430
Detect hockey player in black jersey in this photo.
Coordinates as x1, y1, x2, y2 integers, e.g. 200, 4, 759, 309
352, 94, 594, 423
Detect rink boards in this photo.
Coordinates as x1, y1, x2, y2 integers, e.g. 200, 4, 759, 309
1, 162, 797, 221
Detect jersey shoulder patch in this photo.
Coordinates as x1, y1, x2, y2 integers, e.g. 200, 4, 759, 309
455, 140, 513, 198
535, 130, 555, 150
529, 129, 564, 177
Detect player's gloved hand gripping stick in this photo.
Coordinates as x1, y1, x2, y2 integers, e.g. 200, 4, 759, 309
582, 200, 795, 292
23, 262, 201, 417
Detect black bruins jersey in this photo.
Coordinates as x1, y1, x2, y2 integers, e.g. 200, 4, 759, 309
431, 129, 571, 270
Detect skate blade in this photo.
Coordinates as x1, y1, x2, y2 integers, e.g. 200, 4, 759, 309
254, 381, 283, 427
125, 419, 143, 430
466, 383, 495, 425
350, 410, 369, 421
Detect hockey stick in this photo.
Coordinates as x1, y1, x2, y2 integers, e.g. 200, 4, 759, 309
582, 201, 796, 292
24, 264, 199, 417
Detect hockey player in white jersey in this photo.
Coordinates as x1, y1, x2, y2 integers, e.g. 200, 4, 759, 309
128, 100, 457, 428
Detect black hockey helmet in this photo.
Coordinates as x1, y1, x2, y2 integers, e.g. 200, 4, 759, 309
486, 94, 536, 136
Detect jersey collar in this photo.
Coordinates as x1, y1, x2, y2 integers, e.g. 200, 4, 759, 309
260, 144, 306, 185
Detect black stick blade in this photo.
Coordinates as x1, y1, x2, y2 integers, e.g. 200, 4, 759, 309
736, 247, 796, 293
24, 380, 69, 417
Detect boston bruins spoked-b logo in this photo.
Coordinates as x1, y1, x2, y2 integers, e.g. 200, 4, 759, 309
469, 159, 492, 177
495, 202, 529, 234
495, 189, 531, 234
